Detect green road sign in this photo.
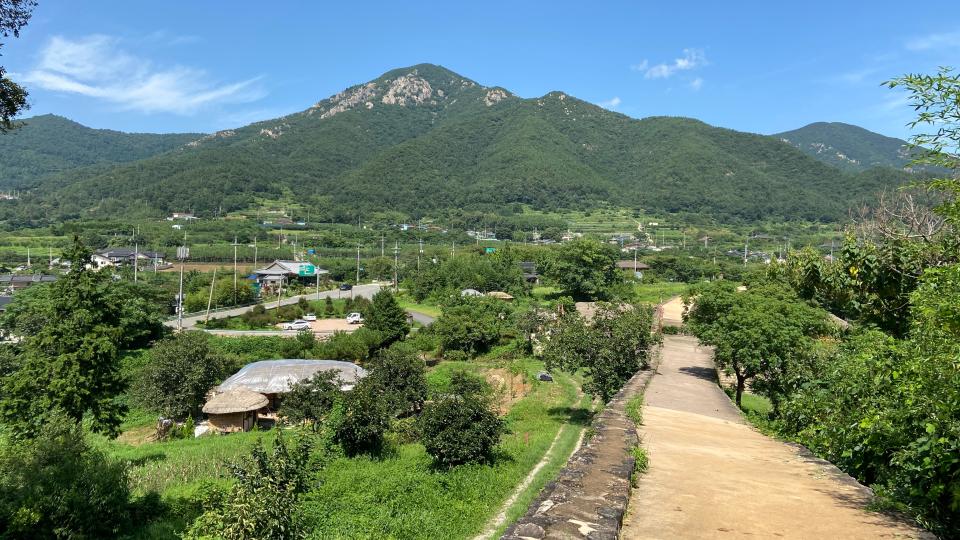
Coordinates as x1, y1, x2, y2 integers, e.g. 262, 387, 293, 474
298, 263, 316, 276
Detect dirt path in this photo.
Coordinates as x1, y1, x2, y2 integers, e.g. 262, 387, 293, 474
620, 335, 929, 539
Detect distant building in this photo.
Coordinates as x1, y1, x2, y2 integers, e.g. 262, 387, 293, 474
253, 260, 328, 293
519, 261, 539, 284
92, 248, 166, 269
203, 359, 367, 433
167, 212, 198, 221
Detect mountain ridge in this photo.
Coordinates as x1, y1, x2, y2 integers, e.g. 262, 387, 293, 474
0, 64, 916, 224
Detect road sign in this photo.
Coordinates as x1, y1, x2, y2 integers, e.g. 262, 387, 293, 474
298, 263, 316, 276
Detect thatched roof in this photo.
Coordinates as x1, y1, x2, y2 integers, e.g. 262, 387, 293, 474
486, 291, 514, 300
202, 388, 269, 414
216, 359, 367, 394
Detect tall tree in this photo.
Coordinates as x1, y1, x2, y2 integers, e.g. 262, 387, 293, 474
131, 331, 229, 421
0, 237, 128, 437
544, 238, 620, 300
0, 0, 36, 132
363, 289, 409, 346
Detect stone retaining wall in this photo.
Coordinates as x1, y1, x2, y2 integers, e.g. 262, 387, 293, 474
502, 343, 662, 540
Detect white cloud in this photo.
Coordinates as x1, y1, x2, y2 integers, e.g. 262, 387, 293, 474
22, 35, 264, 115
598, 96, 621, 109
906, 30, 960, 51
644, 48, 707, 79
689, 77, 704, 91
629, 60, 649, 72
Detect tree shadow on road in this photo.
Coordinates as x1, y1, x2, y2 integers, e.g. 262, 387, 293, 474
678, 365, 718, 382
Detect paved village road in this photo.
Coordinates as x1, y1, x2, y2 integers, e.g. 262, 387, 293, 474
165, 283, 383, 329
619, 334, 930, 539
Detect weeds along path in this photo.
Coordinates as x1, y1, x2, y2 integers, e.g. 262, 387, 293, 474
620, 335, 930, 539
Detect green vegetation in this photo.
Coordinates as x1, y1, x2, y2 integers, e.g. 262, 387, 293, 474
419, 371, 507, 467
775, 121, 916, 172
542, 303, 658, 402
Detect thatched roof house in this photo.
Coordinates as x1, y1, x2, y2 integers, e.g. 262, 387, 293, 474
202, 388, 269, 433
486, 291, 515, 301
203, 359, 367, 434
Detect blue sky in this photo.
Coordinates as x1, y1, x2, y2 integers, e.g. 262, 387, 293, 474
4, 1, 959, 138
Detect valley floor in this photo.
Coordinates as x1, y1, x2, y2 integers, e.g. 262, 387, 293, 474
620, 335, 930, 539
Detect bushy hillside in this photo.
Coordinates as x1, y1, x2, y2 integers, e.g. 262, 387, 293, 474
1, 65, 912, 224
775, 121, 913, 172
0, 115, 201, 189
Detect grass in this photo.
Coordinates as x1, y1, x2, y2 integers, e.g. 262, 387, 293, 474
633, 282, 688, 304
299, 358, 588, 539
397, 298, 442, 318
107, 354, 587, 539
93, 429, 275, 496
625, 394, 644, 426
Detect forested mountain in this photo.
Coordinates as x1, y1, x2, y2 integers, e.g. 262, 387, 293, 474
1, 65, 913, 224
0, 114, 201, 189
774, 122, 913, 172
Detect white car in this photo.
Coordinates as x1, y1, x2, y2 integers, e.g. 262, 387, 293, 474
303, 313, 317, 321
284, 320, 311, 331
346, 312, 364, 324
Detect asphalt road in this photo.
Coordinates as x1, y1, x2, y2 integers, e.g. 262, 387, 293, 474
165, 283, 383, 329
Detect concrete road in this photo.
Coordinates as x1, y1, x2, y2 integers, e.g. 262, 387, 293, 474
166, 283, 383, 330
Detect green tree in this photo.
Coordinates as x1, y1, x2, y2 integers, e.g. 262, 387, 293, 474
363, 289, 409, 346
542, 303, 657, 402
333, 377, 390, 455
185, 433, 312, 540
279, 370, 343, 431
0, 411, 131, 539
324, 296, 335, 317
543, 238, 620, 300
430, 296, 510, 355
131, 331, 229, 421
0, 0, 35, 132
686, 282, 828, 407
0, 237, 128, 437
367, 345, 428, 417
419, 373, 506, 467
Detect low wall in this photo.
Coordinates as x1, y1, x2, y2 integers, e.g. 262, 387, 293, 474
502, 343, 662, 540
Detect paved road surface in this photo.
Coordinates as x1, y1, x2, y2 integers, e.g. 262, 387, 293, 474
620, 335, 929, 539
165, 283, 382, 329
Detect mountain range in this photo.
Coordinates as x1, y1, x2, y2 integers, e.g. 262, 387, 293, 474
775, 122, 914, 172
0, 64, 917, 225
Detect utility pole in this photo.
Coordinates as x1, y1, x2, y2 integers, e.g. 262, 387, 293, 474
452, 241, 455, 258
134, 243, 138, 282
253, 236, 258, 267
232, 236, 239, 305
418, 237, 423, 271
381, 234, 385, 258
356, 243, 361, 285
177, 257, 185, 331
276, 277, 283, 311
279, 227, 283, 249
743, 241, 749, 266
393, 240, 399, 291
205, 267, 217, 323
26, 247, 30, 268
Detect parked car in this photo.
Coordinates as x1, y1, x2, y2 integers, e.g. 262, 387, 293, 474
303, 313, 317, 321
284, 320, 311, 331
346, 312, 364, 324
339, 283, 353, 291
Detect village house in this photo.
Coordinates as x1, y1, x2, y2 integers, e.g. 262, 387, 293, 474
92, 248, 166, 269
616, 259, 650, 278
202, 359, 367, 433
166, 212, 198, 221
252, 260, 329, 294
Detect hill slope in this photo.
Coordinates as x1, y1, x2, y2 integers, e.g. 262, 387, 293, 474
3, 66, 912, 224
0, 115, 201, 189
775, 122, 913, 172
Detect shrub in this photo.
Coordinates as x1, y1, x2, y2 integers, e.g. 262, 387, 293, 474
184, 433, 312, 540
431, 297, 511, 355
0, 413, 132, 539
280, 370, 343, 431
